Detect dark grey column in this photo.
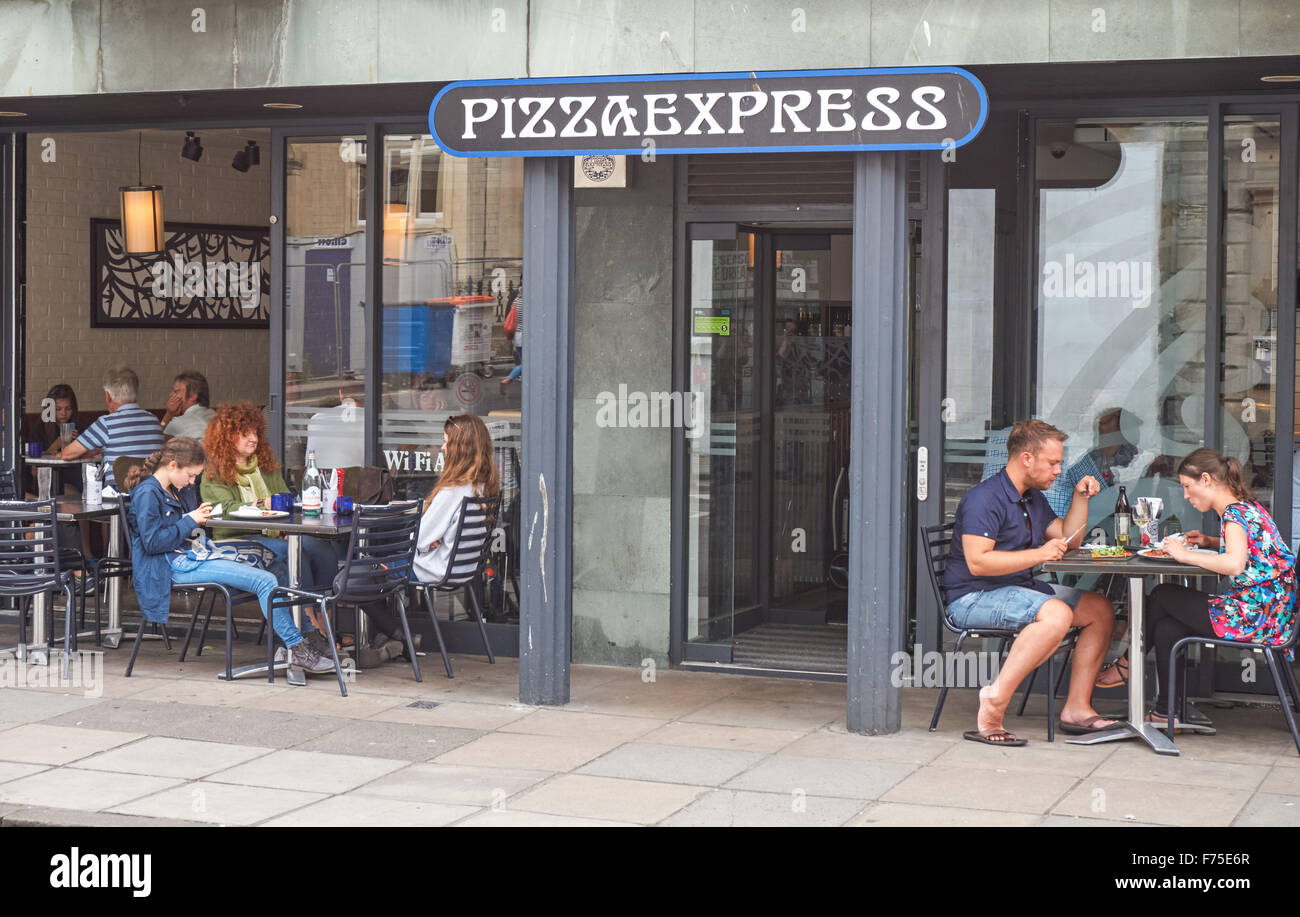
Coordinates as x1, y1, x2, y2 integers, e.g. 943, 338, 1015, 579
519, 157, 574, 705
847, 151, 908, 734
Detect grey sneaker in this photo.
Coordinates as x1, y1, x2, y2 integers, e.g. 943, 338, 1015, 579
290, 640, 337, 674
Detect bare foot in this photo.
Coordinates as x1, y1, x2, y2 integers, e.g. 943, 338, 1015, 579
977, 684, 1010, 734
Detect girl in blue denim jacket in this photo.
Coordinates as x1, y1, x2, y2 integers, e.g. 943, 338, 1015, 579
126, 437, 335, 674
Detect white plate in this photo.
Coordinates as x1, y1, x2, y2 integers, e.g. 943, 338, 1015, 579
231, 506, 289, 519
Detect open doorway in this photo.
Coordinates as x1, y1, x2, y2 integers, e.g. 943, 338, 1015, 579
683, 222, 852, 673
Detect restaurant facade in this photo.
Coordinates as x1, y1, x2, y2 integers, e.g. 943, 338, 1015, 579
2, 2, 1300, 733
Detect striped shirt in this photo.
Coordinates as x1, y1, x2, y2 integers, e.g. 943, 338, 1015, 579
77, 402, 165, 486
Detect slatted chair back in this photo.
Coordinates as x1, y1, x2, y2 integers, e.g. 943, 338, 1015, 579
0, 469, 17, 500
426, 495, 500, 590
333, 500, 421, 605
0, 499, 64, 596
921, 521, 956, 621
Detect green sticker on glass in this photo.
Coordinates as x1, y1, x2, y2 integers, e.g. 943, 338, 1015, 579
694, 315, 730, 336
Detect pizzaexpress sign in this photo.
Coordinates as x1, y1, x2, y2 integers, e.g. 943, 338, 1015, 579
429, 67, 987, 157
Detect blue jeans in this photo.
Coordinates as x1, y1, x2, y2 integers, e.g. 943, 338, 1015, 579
508, 345, 522, 382
169, 556, 300, 648
250, 535, 343, 592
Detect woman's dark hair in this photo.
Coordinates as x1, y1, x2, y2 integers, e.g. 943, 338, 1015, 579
1177, 447, 1254, 502
123, 437, 206, 493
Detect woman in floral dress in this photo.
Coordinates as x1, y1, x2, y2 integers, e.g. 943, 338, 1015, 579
1095, 448, 1296, 729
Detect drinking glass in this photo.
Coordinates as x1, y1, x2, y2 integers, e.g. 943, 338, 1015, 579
36, 467, 52, 501
59, 423, 76, 447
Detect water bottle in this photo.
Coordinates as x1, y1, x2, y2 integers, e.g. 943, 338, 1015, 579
301, 452, 323, 516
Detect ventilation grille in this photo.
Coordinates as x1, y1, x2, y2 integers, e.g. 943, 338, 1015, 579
686, 153, 854, 205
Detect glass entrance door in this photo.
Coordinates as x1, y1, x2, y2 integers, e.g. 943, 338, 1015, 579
684, 224, 852, 668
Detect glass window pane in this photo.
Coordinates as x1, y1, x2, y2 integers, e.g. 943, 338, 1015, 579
377, 133, 523, 624
1036, 118, 1208, 539
283, 135, 367, 470
1221, 116, 1281, 516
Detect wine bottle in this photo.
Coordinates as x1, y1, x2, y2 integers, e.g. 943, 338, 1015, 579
1114, 486, 1132, 548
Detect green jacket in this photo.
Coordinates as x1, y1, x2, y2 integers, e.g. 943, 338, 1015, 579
200, 467, 290, 540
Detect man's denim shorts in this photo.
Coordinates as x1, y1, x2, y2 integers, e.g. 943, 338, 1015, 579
948, 583, 1085, 631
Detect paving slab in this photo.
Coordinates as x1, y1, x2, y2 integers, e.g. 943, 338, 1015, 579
661, 789, 865, 827
355, 763, 552, 807
928, 737, 1117, 776
369, 700, 533, 730
682, 698, 841, 732
639, 721, 804, 754
1092, 748, 1270, 790
882, 764, 1078, 815
43, 699, 351, 748
779, 730, 951, 765
0, 689, 104, 723
500, 709, 665, 742
509, 774, 707, 824
0, 761, 49, 784
291, 719, 484, 761
111, 781, 327, 826
435, 731, 626, 772
0, 804, 211, 827
76, 736, 273, 779
125, 678, 291, 708
725, 754, 916, 800
0, 767, 181, 811
207, 749, 409, 794
1052, 777, 1252, 827
0, 723, 144, 765
1037, 814, 1155, 827
260, 794, 478, 827
456, 809, 639, 827
578, 742, 764, 786
240, 687, 409, 720
852, 802, 1042, 827
1231, 792, 1300, 826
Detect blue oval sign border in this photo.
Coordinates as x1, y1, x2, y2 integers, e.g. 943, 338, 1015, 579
429, 66, 988, 158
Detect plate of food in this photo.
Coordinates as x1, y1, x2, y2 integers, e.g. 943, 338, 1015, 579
1137, 547, 1171, 559
231, 505, 289, 519
1088, 545, 1133, 561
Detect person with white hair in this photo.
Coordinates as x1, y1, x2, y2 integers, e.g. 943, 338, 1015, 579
61, 365, 165, 488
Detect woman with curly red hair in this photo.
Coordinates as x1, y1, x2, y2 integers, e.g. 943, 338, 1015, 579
200, 402, 341, 595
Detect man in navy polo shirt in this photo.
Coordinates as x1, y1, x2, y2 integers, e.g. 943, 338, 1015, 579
61, 366, 165, 488
945, 419, 1117, 746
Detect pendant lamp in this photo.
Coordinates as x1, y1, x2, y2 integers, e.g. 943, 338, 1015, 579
120, 132, 165, 253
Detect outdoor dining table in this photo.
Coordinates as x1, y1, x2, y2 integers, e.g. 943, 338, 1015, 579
1041, 549, 1219, 756
23, 453, 98, 498
23, 497, 122, 665
201, 508, 354, 685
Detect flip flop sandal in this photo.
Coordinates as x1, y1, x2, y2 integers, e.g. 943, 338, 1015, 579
1058, 714, 1120, 735
963, 729, 1027, 747
1094, 655, 1129, 689
1144, 711, 1185, 733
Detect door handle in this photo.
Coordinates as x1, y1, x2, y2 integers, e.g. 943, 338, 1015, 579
916, 446, 929, 501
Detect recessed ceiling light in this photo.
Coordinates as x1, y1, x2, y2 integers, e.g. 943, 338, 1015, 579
1261, 75, 1300, 83
263, 102, 303, 110
0, 112, 28, 118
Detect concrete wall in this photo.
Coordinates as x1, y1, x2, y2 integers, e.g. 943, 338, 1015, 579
2, 0, 1299, 97
571, 158, 674, 666
25, 130, 270, 413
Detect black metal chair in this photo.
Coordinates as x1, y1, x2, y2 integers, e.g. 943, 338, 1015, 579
410, 494, 500, 679
113, 490, 249, 680
922, 521, 1078, 742
1165, 618, 1300, 755
0, 499, 77, 679
268, 500, 423, 696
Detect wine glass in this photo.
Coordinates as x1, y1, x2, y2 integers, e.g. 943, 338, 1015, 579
1133, 499, 1151, 546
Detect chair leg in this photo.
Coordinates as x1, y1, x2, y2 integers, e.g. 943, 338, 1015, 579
179, 591, 205, 663
196, 590, 218, 657
266, 601, 277, 683
255, 618, 267, 646
929, 632, 968, 732
1017, 667, 1038, 717
1167, 641, 1185, 742
315, 599, 347, 697
422, 588, 454, 678
124, 619, 146, 677
224, 592, 234, 682
1267, 650, 1300, 758
465, 584, 496, 664
93, 570, 103, 647
1282, 657, 1300, 712
1045, 655, 1056, 743
1053, 641, 1074, 699
396, 591, 422, 683
62, 584, 74, 682
17, 595, 30, 649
